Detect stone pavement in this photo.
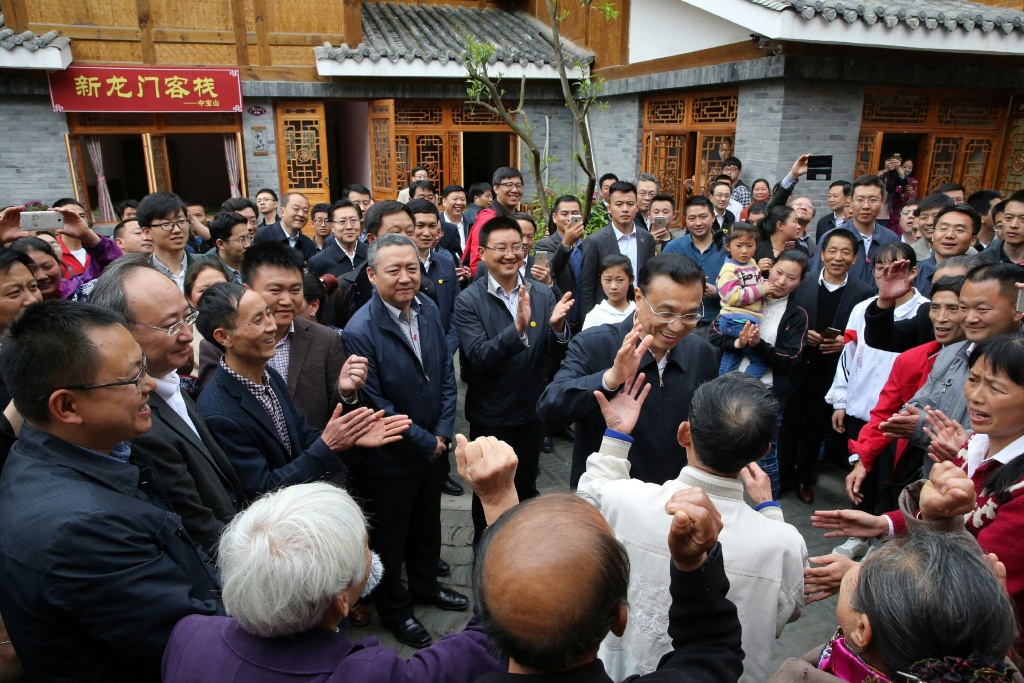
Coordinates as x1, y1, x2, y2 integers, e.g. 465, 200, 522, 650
355, 375, 852, 679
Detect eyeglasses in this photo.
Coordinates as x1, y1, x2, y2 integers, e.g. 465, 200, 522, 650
497, 182, 524, 191
934, 226, 972, 237
311, 218, 328, 226
40, 354, 148, 401
129, 308, 199, 336
330, 218, 361, 227
482, 244, 525, 255
228, 235, 253, 245
638, 191, 656, 199
639, 294, 703, 326
150, 219, 190, 232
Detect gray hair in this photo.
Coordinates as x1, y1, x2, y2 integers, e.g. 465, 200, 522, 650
852, 530, 1015, 676
218, 482, 369, 638
367, 232, 418, 272
634, 173, 660, 190
88, 253, 160, 320
688, 372, 779, 474
939, 254, 977, 274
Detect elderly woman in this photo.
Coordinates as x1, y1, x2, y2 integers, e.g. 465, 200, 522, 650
162, 481, 504, 683
770, 530, 1019, 682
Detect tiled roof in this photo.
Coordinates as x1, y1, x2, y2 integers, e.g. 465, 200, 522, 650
315, 2, 592, 66
0, 12, 71, 51
748, 0, 1024, 33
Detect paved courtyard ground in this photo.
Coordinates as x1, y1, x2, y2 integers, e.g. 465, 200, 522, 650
355, 374, 851, 680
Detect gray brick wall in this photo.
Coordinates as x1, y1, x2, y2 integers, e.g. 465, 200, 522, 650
735, 80, 864, 228
518, 99, 578, 207
590, 94, 642, 184
242, 98, 279, 197
0, 99, 73, 207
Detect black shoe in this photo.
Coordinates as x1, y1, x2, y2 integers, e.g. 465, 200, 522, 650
797, 484, 815, 504
421, 587, 470, 612
441, 475, 464, 496
541, 437, 553, 453
553, 426, 575, 441
387, 617, 432, 648
437, 558, 451, 577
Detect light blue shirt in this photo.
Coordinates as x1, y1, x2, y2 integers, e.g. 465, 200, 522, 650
613, 224, 639, 287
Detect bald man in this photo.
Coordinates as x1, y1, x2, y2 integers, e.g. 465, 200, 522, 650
458, 437, 743, 683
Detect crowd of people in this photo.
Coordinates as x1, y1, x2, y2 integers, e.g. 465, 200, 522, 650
0, 148, 1022, 683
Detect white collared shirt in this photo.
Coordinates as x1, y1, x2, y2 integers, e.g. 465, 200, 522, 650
445, 212, 467, 249
966, 433, 1024, 479
614, 224, 639, 286
153, 252, 188, 292
152, 371, 200, 437
488, 273, 529, 346
818, 268, 849, 292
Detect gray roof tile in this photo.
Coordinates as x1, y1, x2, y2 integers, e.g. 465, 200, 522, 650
749, 0, 1024, 33
0, 12, 71, 51
315, 2, 592, 66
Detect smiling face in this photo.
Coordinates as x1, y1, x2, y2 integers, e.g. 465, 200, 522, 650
249, 265, 304, 330
552, 200, 581, 234
331, 205, 361, 248
965, 356, 1024, 444
24, 249, 63, 299
150, 209, 188, 254
791, 197, 814, 225
634, 274, 703, 357
959, 279, 1023, 343
442, 191, 466, 220
752, 180, 770, 203
280, 195, 310, 235
0, 262, 41, 332
821, 234, 857, 281
367, 244, 421, 310
116, 220, 154, 255
685, 205, 714, 240
125, 269, 197, 378
929, 290, 965, 345
236, 207, 259, 237
932, 210, 974, 259
217, 222, 251, 267
480, 227, 524, 282
494, 177, 523, 210
222, 290, 279, 365
412, 212, 440, 255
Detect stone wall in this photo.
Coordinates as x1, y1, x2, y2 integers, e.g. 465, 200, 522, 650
241, 98, 279, 196
590, 93, 643, 184
0, 98, 73, 207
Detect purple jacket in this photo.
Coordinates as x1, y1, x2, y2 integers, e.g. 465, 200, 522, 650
59, 236, 122, 299
162, 613, 505, 683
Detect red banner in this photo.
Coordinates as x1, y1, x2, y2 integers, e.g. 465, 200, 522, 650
49, 66, 243, 114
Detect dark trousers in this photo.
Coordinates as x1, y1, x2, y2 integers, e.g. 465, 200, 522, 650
779, 387, 833, 487
360, 458, 445, 625
470, 420, 543, 543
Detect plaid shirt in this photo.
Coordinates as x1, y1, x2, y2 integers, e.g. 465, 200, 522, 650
266, 322, 294, 384
731, 182, 752, 208
220, 359, 292, 457
382, 296, 423, 364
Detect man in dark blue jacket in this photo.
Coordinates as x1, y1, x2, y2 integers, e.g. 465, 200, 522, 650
251, 191, 319, 263
306, 199, 368, 279
342, 233, 465, 649
0, 300, 224, 682
455, 216, 573, 540
409, 199, 460, 356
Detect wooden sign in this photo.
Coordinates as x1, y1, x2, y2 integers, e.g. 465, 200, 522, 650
49, 66, 243, 114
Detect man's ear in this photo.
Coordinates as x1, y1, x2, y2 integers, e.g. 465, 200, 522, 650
846, 613, 873, 652
212, 327, 232, 350
610, 602, 628, 637
49, 390, 84, 427
366, 266, 377, 287
676, 422, 692, 448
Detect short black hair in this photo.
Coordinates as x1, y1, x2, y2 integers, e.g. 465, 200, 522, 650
690, 372, 779, 473
638, 253, 705, 292
851, 174, 885, 195
441, 184, 466, 199
820, 228, 859, 252
993, 199, 1008, 220
407, 198, 439, 219
776, 249, 810, 277
209, 212, 249, 244
682, 195, 714, 214
184, 260, 230, 302
969, 336, 1024, 494
965, 262, 1024, 300
469, 182, 493, 201
937, 182, 966, 195
311, 202, 331, 217
747, 201, 767, 217
328, 199, 360, 220
52, 198, 85, 211
967, 190, 1002, 219
725, 222, 758, 244
599, 254, 633, 281
196, 282, 246, 352
136, 192, 187, 229
598, 173, 619, 186
409, 180, 436, 198
650, 193, 676, 210
365, 200, 414, 238
410, 165, 428, 178
915, 192, 956, 216
829, 180, 852, 197
240, 242, 304, 285
930, 275, 965, 298
478, 216, 522, 248
608, 181, 636, 198
10, 237, 59, 263
722, 156, 742, 170
221, 197, 259, 216
491, 167, 522, 187
184, 199, 206, 211
1, 300, 127, 424
343, 184, 373, 200
874, 241, 916, 267
935, 203, 982, 236
0, 249, 37, 278
112, 219, 138, 240
116, 199, 139, 217
255, 188, 278, 202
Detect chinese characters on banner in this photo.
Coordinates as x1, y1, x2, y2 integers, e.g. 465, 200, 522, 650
48, 66, 243, 113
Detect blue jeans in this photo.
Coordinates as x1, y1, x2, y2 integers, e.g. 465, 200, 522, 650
756, 409, 784, 500
717, 316, 770, 378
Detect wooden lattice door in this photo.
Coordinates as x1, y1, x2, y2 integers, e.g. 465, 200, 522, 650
368, 100, 398, 201
998, 95, 1024, 195
142, 133, 172, 193
274, 101, 330, 207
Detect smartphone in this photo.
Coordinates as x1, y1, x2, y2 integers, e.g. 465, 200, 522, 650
653, 215, 668, 231
534, 250, 549, 268
20, 210, 63, 232
783, 240, 796, 250
822, 327, 843, 340
807, 154, 834, 181
570, 214, 583, 228
1016, 288, 1024, 314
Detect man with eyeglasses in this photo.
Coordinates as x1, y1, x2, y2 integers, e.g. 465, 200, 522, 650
307, 200, 368, 279
455, 216, 573, 540
251, 191, 318, 264
539, 254, 718, 487
220, 197, 260, 239
0, 300, 224, 682
90, 256, 245, 556
309, 202, 332, 252
632, 173, 660, 232
809, 175, 899, 290
913, 204, 981, 297
138, 192, 208, 293
464, 167, 524, 276
207, 212, 251, 284
721, 157, 751, 208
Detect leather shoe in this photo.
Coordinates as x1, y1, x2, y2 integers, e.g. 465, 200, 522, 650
553, 426, 575, 441
437, 558, 451, 577
441, 475, 464, 496
541, 436, 554, 453
422, 587, 470, 612
796, 484, 815, 504
387, 617, 432, 648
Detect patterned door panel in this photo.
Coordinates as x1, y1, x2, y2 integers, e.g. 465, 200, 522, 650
274, 101, 329, 208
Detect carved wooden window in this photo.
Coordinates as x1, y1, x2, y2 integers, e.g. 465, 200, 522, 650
961, 139, 992, 196
645, 97, 687, 126
395, 104, 443, 127
998, 96, 1024, 194
415, 135, 445, 187
281, 118, 324, 190
926, 137, 963, 194
451, 104, 506, 127
69, 112, 240, 134
395, 135, 411, 188
855, 134, 878, 178
861, 93, 929, 125
371, 116, 395, 196
691, 95, 738, 125
448, 132, 462, 187
644, 132, 687, 227
698, 134, 734, 194
937, 100, 999, 128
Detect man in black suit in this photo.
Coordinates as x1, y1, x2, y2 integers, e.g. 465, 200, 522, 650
536, 195, 585, 333
250, 191, 318, 263
779, 229, 874, 503
817, 180, 852, 237
90, 256, 245, 556
206, 211, 250, 284
198, 243, 358, 430
195, 283, 408, 502
710, 180, 736, 232
633, 173, 660, 233
306, 200, 368, 279
578, 181, 656, 318
438, 184, 469, 264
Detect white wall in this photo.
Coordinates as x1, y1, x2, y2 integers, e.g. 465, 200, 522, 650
628, 0, 753, 64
